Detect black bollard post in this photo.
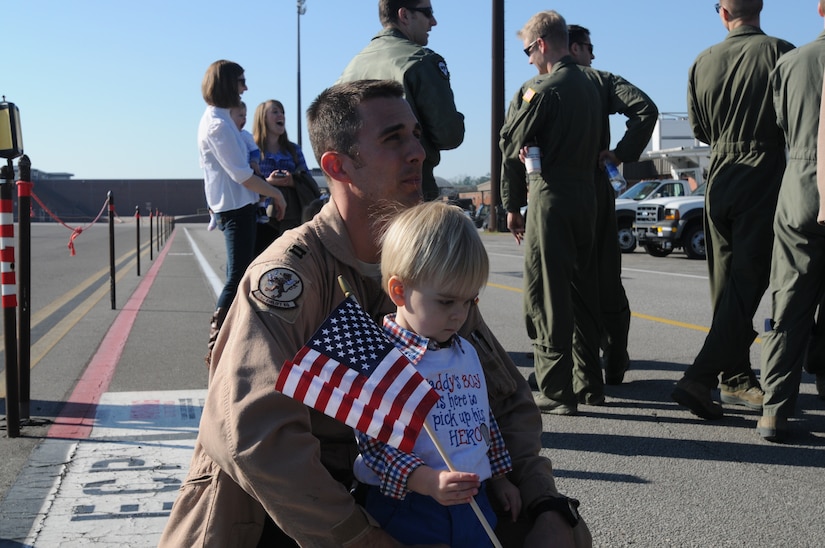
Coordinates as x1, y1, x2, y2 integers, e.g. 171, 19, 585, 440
135, 206, 141, 277
155, 209, 160, 254
16, 155, 32, 420
108, 191, 115, 309
149, 209, 154, 261
1, 161, 19, 437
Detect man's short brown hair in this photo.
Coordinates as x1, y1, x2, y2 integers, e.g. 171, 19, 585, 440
720, 0, 763, 20
307, 79, 404, 170
378, 0, 423, 27
518, 10, 568, 53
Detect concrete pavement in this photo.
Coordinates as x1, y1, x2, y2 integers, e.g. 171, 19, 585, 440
0, 223, 823, 547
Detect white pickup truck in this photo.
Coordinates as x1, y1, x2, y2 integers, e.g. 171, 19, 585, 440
614, 179, 693, 253
634, 183, 706, 260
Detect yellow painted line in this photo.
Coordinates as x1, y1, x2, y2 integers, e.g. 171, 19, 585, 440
486, 280, 763, 343
630, 312, 709, 333
0, 247, 150, 399
486, 281, 522, 293
631, 312, 762, 344
29, 249, 137, 329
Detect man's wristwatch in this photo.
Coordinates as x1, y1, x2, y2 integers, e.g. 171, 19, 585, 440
529, 496, 581, 527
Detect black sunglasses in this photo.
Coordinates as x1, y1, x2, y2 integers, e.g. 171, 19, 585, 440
524, 35, 545, 57
575, 42, 594, 55
407, 6, 434, 18
715, 3, 721, 13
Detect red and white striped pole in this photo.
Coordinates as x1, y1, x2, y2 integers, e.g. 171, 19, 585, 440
0, 177, 17, 309
1, 160, 19, 437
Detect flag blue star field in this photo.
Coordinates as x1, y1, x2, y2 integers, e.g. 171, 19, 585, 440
276, 297, 440, 453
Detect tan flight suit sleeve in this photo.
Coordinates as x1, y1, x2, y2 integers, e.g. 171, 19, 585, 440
197, 237, 377, 546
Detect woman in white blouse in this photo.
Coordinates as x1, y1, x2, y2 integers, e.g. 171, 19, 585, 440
199, 59, 286, 366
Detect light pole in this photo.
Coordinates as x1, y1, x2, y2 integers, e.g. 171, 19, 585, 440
297, 0, 306, 149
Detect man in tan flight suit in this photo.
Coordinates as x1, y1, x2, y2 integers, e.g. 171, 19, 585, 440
159, 80, 591, 547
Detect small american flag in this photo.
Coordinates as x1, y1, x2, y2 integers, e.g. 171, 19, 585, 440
276, 297, 440, 453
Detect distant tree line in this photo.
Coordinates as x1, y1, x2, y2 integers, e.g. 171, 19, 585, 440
450, 173, 490, 187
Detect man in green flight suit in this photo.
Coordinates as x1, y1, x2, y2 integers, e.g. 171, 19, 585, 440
338, 0, 464, 201
757, 1, 825, 442
672, 0, 794, 420
500, 10, 603, 415
567, 24, 659, 388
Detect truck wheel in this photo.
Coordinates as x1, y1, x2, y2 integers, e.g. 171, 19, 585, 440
617, 224, 636, 253
684, 224, 706, 260
643, 243, 672, 257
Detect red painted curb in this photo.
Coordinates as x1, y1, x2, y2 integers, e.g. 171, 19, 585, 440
47, 231, 177, 440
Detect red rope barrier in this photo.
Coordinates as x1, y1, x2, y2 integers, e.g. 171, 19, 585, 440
28, 190, 110, 255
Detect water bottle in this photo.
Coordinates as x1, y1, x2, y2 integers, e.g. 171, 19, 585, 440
605, 161, 627, 194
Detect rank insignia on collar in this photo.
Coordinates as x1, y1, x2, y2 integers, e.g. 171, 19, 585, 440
253, 267, 303, 309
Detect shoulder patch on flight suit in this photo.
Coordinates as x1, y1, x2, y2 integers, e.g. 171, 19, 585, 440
523, 88, 537, 103
252, 268, 303, 309
438, 60, 450, 79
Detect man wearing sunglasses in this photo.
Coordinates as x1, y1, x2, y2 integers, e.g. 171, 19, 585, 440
500, 10, 603, 420
567, 24, 658, 392
672, 0, 794, 422
339, 1, 464, 202
568, 25, 595, 67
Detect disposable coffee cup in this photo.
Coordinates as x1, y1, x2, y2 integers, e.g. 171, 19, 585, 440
525, 146, 541, 174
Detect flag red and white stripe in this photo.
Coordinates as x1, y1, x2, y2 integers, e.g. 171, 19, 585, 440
276, 297, 439, 453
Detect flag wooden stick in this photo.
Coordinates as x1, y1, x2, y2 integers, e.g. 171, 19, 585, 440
338, 275, 355, 299
422, 422, 503, 548
338, 275, 502, 547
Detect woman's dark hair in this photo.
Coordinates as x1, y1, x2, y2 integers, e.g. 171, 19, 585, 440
201, 60, 244, 109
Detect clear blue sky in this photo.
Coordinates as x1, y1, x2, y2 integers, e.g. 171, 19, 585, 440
4, 1, 823, 182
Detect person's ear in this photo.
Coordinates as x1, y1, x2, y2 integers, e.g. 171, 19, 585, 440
719, 4, 732, 23
387, 276, 407, 307
320, 151, 352, 185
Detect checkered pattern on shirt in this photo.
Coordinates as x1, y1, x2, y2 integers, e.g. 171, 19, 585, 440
356, 315, 513, 499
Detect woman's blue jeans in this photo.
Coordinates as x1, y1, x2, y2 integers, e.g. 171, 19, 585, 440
216, 203, 257, 310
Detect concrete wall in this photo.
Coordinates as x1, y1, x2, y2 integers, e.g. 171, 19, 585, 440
26, 178, 207, 222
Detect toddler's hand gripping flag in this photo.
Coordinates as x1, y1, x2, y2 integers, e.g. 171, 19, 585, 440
275, 297, 440, 453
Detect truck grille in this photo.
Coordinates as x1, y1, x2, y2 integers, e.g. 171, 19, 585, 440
636, 204, 663, 225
